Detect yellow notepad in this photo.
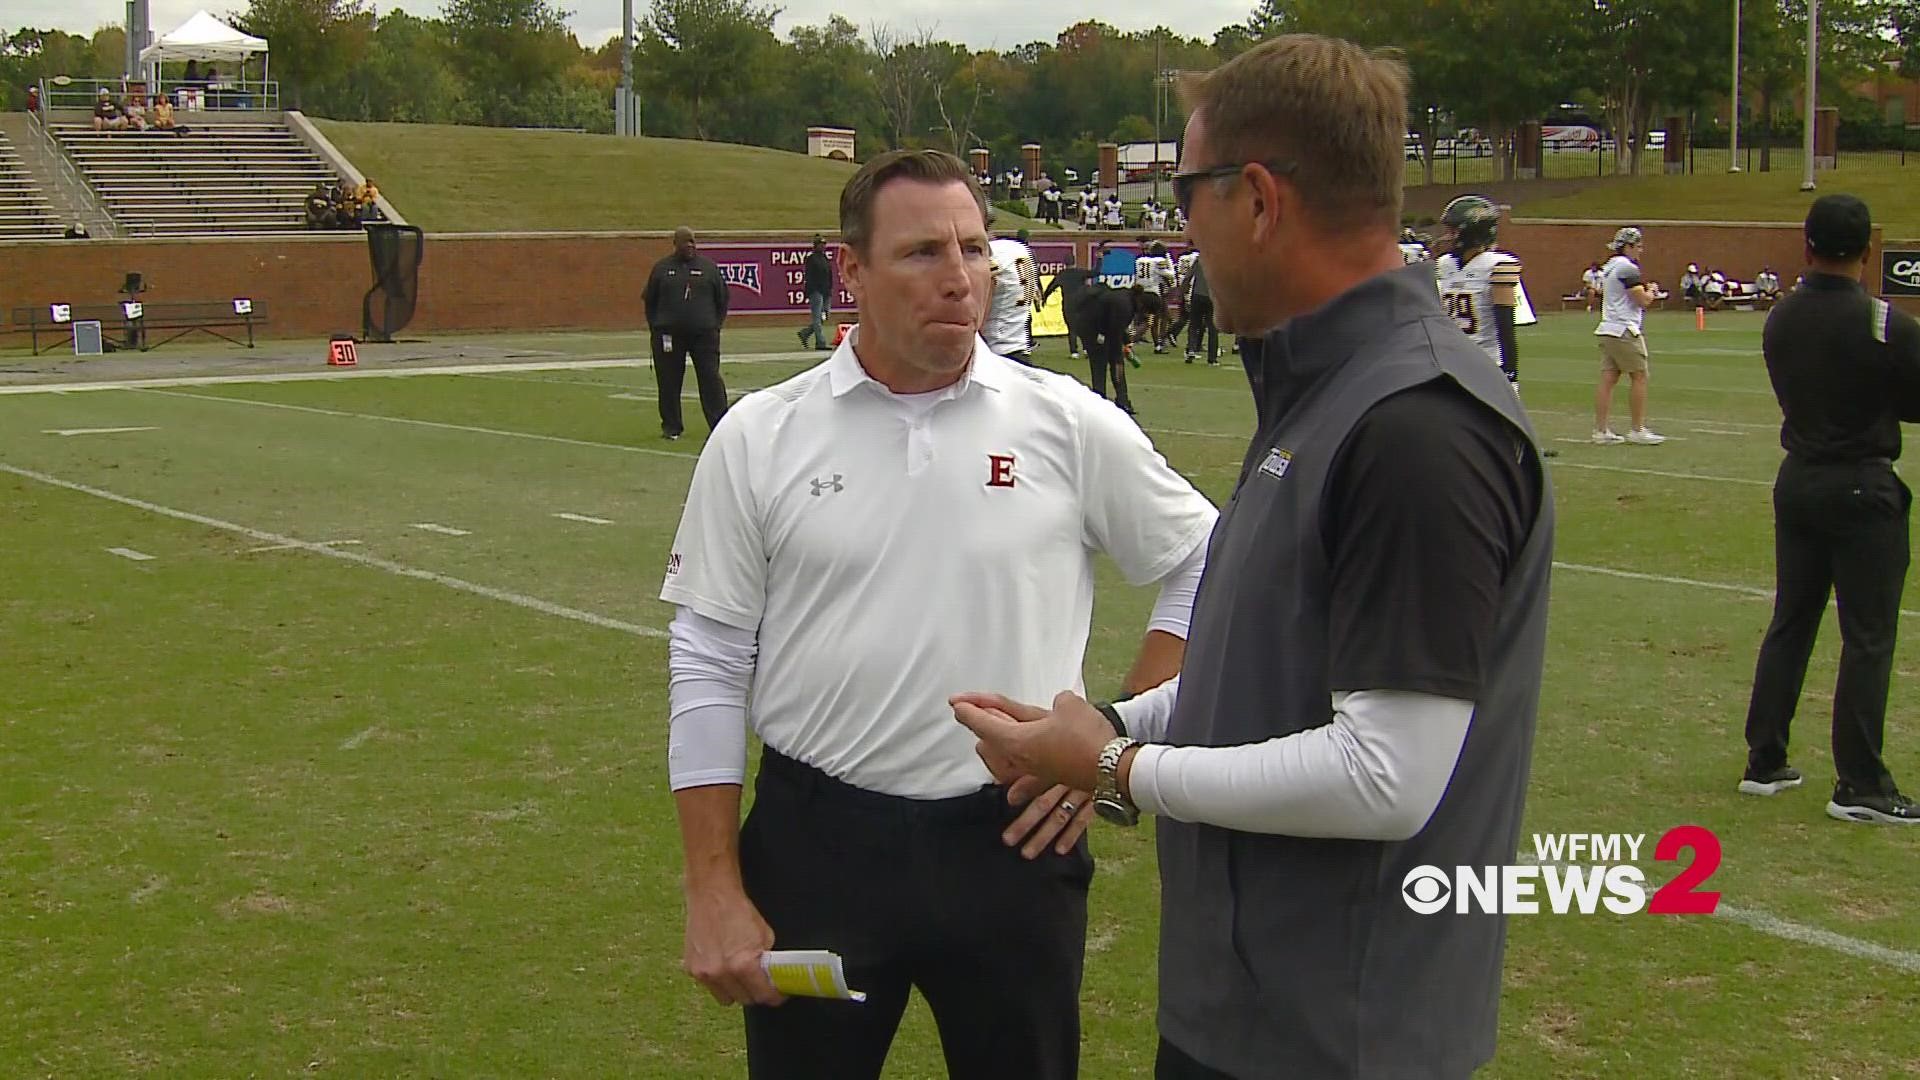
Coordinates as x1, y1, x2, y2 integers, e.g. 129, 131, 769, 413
761, 949, 867, 1003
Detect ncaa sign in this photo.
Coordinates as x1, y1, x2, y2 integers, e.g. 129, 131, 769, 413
1883, 249, 1920, 297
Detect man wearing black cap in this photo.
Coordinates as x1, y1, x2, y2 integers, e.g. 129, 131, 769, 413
1739, 194, 1920, 824
644, 225, 731, 440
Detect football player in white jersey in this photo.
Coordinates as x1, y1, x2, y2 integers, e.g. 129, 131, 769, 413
1133, 240, 1178, 353
984, 230, 1040, 364
1397, 227, 1429, 264
1433, 194, 1532, 390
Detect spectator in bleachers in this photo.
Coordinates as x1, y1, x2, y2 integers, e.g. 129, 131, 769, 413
356, 179, 381, 222
204, 65, 222, 109
330, 183, 361, 229
122, 94, 149, 132
151, 95, 175, 131
26, 84, 40, 115
305, 183, 336, 229
92, 88, 127, 131
64, 221, 89, 239
180, 60, 206, 110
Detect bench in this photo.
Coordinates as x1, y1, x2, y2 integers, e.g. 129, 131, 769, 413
8, 298, 269, 355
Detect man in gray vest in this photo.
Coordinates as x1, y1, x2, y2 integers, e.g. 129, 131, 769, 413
953, 33, 1554, 1080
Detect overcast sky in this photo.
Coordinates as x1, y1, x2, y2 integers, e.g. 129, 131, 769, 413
24, 0, 1257, 52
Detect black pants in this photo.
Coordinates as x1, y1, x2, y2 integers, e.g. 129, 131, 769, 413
651, 326, 728, 436
1085, 325, 1132, 411
739, 750, 1092, 1080
1185, 294, 1218, 361
1156, 1038, 1236, 1079
1745, 456, 1911, 793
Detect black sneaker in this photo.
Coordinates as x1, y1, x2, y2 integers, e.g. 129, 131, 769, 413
1738, 764, 1803, 796
1827, 784, 1920, 825
796, 329, 809, 347
663, 431, 682, 442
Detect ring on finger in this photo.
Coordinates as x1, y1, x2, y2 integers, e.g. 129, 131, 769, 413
1058, 800, 1078, 816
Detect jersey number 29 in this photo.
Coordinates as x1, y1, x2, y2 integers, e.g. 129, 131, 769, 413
1444, 292, 1478, 335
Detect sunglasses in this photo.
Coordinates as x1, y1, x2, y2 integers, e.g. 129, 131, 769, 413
1171, 160, 1299, 217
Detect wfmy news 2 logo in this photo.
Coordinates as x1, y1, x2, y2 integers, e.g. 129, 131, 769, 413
1401, 825, 1722, 916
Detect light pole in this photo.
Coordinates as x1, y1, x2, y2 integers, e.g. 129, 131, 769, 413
1801, 0, 1818, 191
1152, 34, 1163, 206
1729, 0, 1742, 171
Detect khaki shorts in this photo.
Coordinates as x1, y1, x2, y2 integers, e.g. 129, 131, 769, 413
1599, 332, 1650, 374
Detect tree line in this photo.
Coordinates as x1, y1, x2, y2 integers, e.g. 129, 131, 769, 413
3, 0, 1915, 176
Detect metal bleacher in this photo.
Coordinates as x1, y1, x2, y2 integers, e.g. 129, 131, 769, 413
50, 120, 342, 238
0, 130, 64, 240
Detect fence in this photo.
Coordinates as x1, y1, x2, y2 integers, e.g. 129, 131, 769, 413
37, 78, 282, 116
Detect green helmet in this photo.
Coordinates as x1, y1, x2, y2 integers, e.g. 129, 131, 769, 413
1440, 194, 1500, 253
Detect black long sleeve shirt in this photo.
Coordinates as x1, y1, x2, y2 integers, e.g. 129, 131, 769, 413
643, 252, 729, 333
1763, 273, 1920, 464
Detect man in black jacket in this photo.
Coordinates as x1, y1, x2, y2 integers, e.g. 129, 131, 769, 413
644, 225, 731, 440
796, 236, 835, 351
1739, 194, 1920, 824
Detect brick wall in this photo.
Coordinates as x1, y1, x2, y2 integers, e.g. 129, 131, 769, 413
4, 224, 1912, 341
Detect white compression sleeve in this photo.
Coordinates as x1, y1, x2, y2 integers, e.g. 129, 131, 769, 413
666, 607, 758, 791
1112, 676, 1179, 742
1126, 690, 1472, 840
1145, 537, 1207, 639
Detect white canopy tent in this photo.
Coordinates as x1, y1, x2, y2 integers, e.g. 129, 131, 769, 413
138, 11, 269, 82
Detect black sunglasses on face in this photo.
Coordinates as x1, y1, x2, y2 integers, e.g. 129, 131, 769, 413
1172, 160, 1299, 217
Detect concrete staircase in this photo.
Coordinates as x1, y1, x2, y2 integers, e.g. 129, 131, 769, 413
0, 112, 117, 239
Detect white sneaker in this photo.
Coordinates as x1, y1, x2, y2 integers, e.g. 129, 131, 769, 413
1592, 429, 1626, 445
1626, 428, 1666, 445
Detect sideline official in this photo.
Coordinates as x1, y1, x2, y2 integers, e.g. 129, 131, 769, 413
1739, 194, 1920, 824
643, 225, 731, 440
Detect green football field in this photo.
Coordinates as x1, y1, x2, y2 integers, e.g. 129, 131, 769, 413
3, 309, 1917, 1078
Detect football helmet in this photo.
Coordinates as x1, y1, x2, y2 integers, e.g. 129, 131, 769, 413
1440, 194, 1500, 254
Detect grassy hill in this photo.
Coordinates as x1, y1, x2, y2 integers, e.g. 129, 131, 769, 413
312, 120, 1048, 234
1508, 149, 1920, 237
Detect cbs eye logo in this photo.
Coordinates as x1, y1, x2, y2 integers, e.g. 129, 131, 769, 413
1401, 866, 1453, 915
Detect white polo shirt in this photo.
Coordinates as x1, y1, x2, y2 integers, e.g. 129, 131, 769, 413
660, 329, 1218, 798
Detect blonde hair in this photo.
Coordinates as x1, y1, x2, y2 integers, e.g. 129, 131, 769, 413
1180, 34, 1408, 233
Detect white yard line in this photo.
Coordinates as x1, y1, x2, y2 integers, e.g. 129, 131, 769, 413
1513, 853, 1920, 973
0, 352, 818, 397
339, 725, 380, 751
553, 512, 614, 525
246, 539, 362, 553
43, 426, 159, 436
1552, 560, 1920, 619
106, 547, 154, 561
2, 463, 664, 640
135, 389, 700, 462
410, 523, 472, 536
1547, 461, 1772, 487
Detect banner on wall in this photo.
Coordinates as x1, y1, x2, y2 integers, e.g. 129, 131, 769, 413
701, 243, 856, 314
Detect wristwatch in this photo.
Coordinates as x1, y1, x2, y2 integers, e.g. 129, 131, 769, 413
1094, 736, 1141, 826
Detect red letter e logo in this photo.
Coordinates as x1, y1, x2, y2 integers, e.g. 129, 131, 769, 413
986, 454, 1016, 488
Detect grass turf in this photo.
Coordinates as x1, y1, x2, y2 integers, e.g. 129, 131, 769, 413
313, 121, 1052, 235
3, 309, 1918, 1077
305, 119, 1920, 238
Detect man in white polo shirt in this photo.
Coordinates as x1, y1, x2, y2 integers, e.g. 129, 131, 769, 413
661, 148, 1217, 1080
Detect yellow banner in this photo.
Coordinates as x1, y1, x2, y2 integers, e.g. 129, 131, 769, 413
1033, 274, 1070, 337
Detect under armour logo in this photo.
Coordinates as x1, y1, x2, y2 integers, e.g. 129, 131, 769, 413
810, 475, 845, 496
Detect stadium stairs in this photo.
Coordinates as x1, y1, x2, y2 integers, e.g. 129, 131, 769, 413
0, 117, 74, 240
45, 113, 351, 238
